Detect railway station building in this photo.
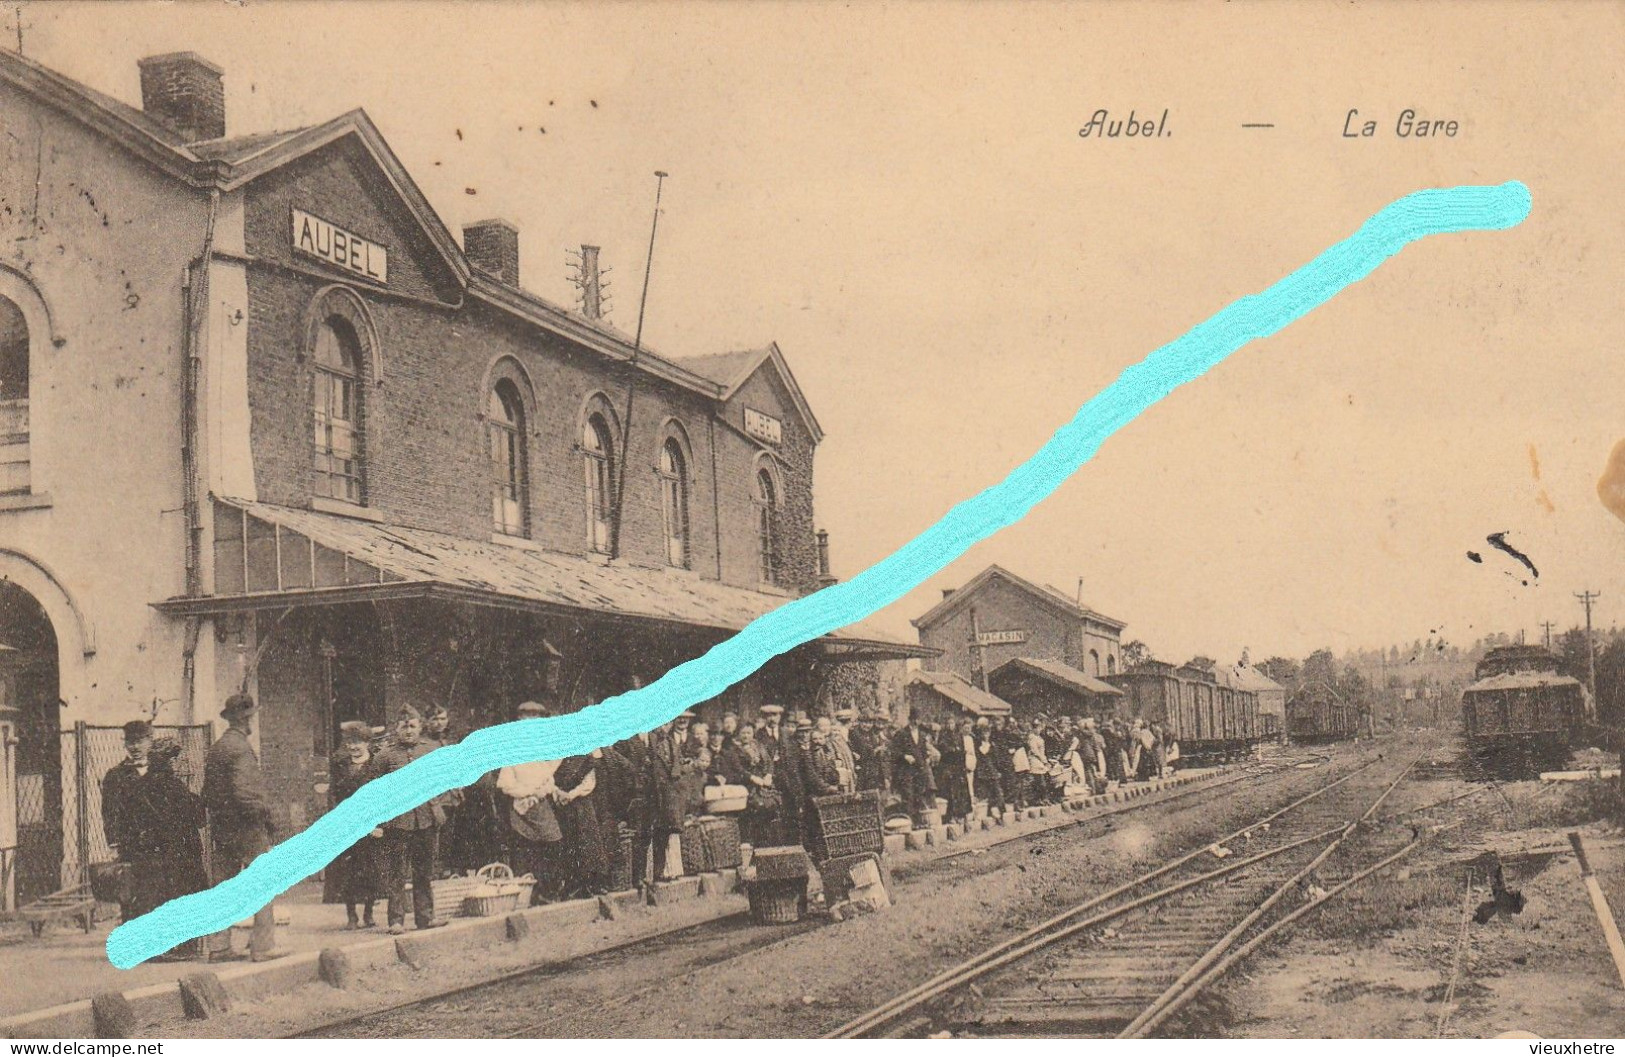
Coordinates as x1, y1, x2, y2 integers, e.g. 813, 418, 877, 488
0, 49, 927, 909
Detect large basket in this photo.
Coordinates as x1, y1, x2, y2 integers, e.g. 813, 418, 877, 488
750, 845, 812, 882
462, 890, 520, 917
452, 862, 527, 916
431, 872, 491, 908
807, 790, 884, 863
747, 878, 808, 924
682, 816, 743, 874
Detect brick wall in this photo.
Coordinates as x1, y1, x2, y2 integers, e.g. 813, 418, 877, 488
239, 137, 819, 592
919, 579, 1079, 682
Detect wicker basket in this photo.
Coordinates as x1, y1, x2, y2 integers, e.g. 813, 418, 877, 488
749, 845, 811, 881
429, 872, 489, 908
462, 889, 521, 917
807, 790, 884, 863
682, 815, 743, 874
747, 878, 808, 924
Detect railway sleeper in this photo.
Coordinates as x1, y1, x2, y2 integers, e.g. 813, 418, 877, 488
961, 999, 1146, 1033
1047, 964, 1197, 982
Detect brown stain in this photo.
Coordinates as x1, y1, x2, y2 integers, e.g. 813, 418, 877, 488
1597, 438, 1625, 525
1529, 443, 1555, 513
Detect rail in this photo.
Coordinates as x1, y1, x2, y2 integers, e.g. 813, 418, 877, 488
825, 752, 1392, 1039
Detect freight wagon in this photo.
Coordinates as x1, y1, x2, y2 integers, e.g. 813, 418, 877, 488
1284, 681, 1360, 743
1105, 658, 1261, 763
1461, 645, 1591, 775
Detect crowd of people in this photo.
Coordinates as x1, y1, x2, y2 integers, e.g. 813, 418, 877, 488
886, 712, 1177, 828
96, 689, 1178, 961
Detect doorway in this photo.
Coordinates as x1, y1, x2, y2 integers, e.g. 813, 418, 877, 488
0, 580, 61, 907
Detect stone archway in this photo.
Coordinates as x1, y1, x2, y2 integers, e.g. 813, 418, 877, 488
0, 578, 61, 907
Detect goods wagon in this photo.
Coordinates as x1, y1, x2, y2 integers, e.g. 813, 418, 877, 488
1461, 646, 1591, 775
1106, 658, 1261, 762
1285, 682, 1359, 743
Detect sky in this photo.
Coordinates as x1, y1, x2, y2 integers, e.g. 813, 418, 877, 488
20, 1, 1625, 663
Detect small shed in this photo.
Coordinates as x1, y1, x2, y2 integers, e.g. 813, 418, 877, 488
987, 656, 1124, 720
904, 670, 1013, 727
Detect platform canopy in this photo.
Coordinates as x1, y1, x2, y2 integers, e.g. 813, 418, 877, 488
154, 497, 935, 661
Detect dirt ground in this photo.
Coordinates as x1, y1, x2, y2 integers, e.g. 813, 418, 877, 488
1215, 743, 1625, 1040
218, 742, 1406, 1038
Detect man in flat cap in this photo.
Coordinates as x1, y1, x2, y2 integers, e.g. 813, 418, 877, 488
100, 719, 152, 922
648, 712, 697, 882
202, 693, 284, 962
755, 704, 785, 759
367, 704, 448, 934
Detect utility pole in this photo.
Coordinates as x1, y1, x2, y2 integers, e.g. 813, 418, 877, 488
969, 607, 989, 691
1540, 621, 1557, 651
609, 170, 667, 560
1576, 590, 1601, 698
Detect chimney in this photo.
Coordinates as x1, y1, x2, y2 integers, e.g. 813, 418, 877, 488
816, 529, 836, 589
579, 244, 603, 319
137, 53, 225, 142
941, 588, 956, 600
463, 219, 520, 285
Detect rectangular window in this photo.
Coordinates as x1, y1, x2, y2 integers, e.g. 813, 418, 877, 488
313, 371, 361, 502
585, 454, 612, 553
0, 399, 29, 495
757, 502, 778, 585
662, 475, 688, 568
489, 422, 523, 536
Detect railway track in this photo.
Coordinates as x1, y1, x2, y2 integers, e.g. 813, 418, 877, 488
288, 747, 1378, 1039
827, 750, 1425, 1039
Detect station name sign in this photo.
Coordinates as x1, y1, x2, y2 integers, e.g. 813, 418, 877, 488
292, 209, 388, 284
744, 408, 782, 445
976, 629, 1028, 645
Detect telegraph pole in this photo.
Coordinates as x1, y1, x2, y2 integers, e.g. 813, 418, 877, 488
1576, 590, 1601, 698
969, 607, 989, 691
1540, 620, 1557, 651
609, 170, 667, 560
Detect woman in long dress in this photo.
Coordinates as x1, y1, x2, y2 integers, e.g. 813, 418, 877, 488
552, 751, 611, 897
323, 721, 382, 928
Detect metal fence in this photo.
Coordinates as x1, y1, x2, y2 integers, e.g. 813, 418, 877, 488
53, 722, 213, 893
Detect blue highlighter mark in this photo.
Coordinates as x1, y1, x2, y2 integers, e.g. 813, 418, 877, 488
109, 181, 1530, 968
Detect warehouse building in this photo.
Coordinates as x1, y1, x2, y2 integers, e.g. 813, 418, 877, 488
913, 564, 1127, 696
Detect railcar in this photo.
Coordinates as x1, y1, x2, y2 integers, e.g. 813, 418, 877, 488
1461, 646, 1591, 775
1105, 659, 1263, 763
1284, 682, 1360, 743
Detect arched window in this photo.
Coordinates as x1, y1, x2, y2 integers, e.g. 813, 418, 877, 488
1089, 649, 1101, 677
488, 380, 527, 536
659, 438, 690, 568
1106, 653, 1117, 675
755, 467, 779, 586
312, 317, 363, 502
582, 413, 616, 553
0, 296, 29, 495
